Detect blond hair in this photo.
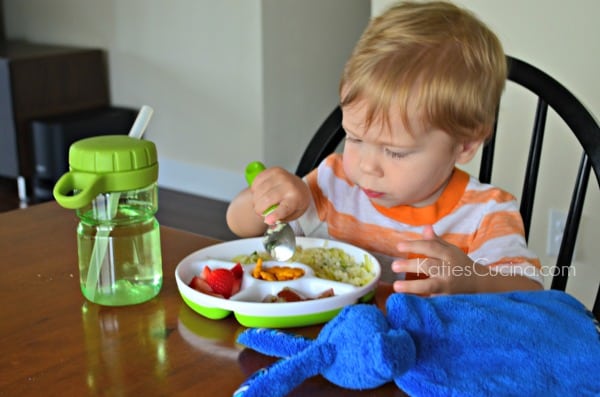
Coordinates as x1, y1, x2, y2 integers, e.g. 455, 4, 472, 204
340, 1, 506, 141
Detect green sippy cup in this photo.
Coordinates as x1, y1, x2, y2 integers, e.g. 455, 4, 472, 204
54, 135, 162, 306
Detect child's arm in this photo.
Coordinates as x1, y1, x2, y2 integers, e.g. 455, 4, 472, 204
226, 167, 311, 237
391, 225, 543, 295
226, 187, 267, 237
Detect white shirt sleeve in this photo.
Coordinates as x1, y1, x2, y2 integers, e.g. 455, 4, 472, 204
289, 188, 330, 239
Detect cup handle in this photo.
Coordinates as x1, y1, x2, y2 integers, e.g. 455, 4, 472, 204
53, 172, 104, 209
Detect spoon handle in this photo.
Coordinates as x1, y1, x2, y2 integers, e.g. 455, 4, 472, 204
245, 161, 277, 215
245, 161, 266, 186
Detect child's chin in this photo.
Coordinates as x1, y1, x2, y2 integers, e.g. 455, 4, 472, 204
370, 197, 403, 208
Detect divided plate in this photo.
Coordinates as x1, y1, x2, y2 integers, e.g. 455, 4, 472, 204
175, 237, 381, 328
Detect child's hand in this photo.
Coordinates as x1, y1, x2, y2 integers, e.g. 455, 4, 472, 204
391, 225, 485, 295
250, 167, 310, 225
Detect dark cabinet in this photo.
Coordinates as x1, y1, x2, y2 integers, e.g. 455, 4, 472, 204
0, 40, 109, 198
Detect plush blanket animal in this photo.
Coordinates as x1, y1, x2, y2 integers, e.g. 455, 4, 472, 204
235, 290, 600, 396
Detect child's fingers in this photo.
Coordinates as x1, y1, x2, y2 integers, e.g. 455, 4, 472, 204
264, 204, 291, 225
391, 259, 424, 274
264, 212, 278, 225
421, 224, 437, 240
253, 187, 292, 222
393, 278, 442, 296
396, 239, 450, 262
396, 225, 446, 258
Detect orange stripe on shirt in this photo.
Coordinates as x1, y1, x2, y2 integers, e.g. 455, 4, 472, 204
468, 210, 526, 253
306, 171, 325, 220
461, 186, 516, 205
371, 168, 470, 225
323, 200, 422, 257
436, 211, 527, 259
488, 256, 542, 269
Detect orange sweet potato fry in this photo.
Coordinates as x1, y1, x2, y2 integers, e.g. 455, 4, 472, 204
252, 257, 263, 278
251, 259, 305, 281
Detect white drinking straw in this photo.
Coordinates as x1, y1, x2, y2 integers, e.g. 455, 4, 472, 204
85, 105, 154, 301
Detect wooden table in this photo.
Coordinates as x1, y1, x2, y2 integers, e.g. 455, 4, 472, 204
0, 201, 403, 396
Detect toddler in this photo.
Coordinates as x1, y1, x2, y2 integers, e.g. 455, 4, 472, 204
226, 0, 543, 295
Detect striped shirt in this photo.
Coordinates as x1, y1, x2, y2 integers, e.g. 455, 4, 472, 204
290, 154, 543, 284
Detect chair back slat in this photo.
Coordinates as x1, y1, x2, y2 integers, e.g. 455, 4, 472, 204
507, 57, 600, 186
520, 98, 549, 240
295, 107, 344, 177
478, 109, 499, 184
551, 153, 591, 290
594, 284, 600, 317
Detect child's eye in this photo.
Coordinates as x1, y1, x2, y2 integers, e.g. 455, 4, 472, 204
345, 135, 361, 144
385, 148, 408, 159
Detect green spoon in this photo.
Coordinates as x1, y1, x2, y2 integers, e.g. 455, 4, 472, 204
245, 161, 296, 261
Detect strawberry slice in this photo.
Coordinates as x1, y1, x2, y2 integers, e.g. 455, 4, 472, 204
230, 263, 244, 279
189, 276, 213, 294
205, 268, 235, 298
190, 263, 245, 299
231, 277, 242, 296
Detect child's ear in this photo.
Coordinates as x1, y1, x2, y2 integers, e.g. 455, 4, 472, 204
455, 138, 484, 164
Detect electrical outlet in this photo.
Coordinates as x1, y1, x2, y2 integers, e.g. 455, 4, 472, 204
547, 209, 567, 257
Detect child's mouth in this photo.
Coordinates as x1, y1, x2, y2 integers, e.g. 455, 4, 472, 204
362, 188, 384, 199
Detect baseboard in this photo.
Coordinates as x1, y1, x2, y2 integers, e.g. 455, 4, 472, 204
157, 156, 245, 202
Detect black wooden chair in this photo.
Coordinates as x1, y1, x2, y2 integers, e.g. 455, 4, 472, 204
295, 55, 600, 318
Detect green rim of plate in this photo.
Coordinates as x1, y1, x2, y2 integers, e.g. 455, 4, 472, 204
181, 292, 340, 327
234, 308, 342, 328
181, 294, 231, 320
180, 290, 376, 328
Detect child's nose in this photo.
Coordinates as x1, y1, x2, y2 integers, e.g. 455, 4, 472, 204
359, 147, 383, 176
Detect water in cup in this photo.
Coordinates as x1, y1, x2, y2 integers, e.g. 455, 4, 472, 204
77, 188, 162, 305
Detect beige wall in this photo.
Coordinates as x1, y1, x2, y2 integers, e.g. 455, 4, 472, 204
5, 0, 598, 308
4, 0, 370, 199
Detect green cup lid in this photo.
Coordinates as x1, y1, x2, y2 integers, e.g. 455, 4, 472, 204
53, 135, 158, 209
70, 135, 157, 173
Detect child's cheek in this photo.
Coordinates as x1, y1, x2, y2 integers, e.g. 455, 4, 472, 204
342, 147, 359, 181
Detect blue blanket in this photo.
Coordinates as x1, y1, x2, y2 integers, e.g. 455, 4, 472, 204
235, 290, 600, 396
